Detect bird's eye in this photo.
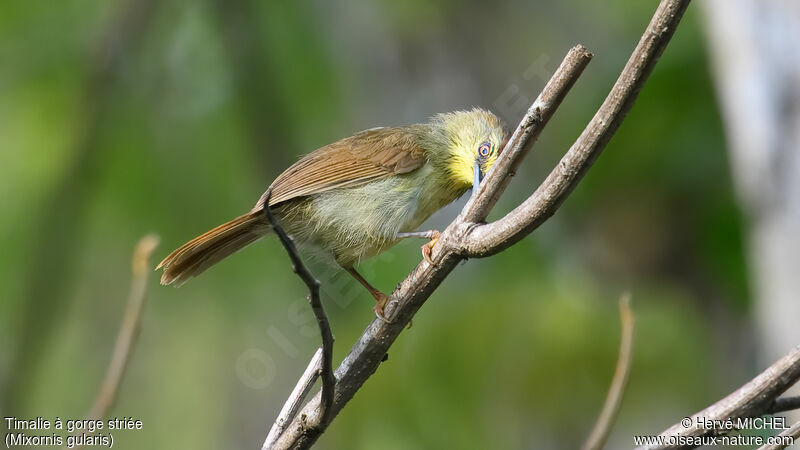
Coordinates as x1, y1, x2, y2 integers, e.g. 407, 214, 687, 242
478, 142, 491, 157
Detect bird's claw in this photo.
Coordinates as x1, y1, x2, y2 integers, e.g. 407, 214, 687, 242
373, 293, 392, 323
421, 231, 441, 266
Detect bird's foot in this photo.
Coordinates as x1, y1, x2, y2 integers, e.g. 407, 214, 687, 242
344, 266, 393, 323
421, 231, 441, 265
373, 292, 392, 323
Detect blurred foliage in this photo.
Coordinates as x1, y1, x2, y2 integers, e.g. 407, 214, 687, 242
0, 0, 755, 449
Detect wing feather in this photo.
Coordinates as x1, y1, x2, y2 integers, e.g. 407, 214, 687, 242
253, 126, 427, 210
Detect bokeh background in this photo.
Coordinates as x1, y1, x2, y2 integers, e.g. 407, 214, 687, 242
2, 0, 799, 449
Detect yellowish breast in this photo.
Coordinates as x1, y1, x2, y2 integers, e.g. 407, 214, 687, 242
275, 163, 468, 267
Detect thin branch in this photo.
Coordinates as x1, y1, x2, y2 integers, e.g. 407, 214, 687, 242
460, 45, 593, 223
462, 0, 692, 257
63, 235, 158, 450
767, 396, 800, 415
635, 346, 800, 450
262, 189, 335, 430
263, 348, 324, 449
271, 1, 692, 448
88, 234, 159, 420
583, 294, 635, 450
756, 421, 800, 450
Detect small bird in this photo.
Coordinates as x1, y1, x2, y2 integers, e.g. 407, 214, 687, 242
157, 108, 506, 319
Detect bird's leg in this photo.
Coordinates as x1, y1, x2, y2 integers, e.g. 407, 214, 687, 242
396, 230, 441, 266
396, 230, 439, 239
345, 267, 391, 323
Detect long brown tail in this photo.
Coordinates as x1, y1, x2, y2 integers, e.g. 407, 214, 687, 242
157, 211, 269, 286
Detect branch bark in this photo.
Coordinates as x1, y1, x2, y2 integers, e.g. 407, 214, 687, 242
461, 45, 592, 223
462, 0, 692, 257
635, 346, 800, 450
267, 1, 692, 448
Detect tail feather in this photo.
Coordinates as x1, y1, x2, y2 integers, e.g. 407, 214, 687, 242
157, 211, 269, 286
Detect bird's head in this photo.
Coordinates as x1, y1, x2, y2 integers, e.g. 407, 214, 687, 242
424, 109, 507, 197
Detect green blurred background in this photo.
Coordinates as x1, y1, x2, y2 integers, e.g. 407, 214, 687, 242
0, 0, 765, 448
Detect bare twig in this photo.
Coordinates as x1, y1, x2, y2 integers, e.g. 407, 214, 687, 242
65, 235, 159, 450
88, 234, 159, 420
635, 346, 800, 450
263, 348, 324, 449
756, 421, 800, 450
583, 294, 635, 450
262, 189, 336, 432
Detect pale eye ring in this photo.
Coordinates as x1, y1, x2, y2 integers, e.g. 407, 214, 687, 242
478, 142, 491, 157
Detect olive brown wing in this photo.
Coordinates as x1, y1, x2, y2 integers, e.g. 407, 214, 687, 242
252, 126, 427, 210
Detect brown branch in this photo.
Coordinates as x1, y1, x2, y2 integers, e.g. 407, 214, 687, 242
462, 0, 692, 257
460, 45, 593, 224
88, 234, 159, 420
583, 294, 635, 450
262, 189, 336, 433
635, 346, 800, 450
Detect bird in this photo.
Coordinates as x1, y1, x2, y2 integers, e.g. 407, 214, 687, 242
157, 108, 506, 320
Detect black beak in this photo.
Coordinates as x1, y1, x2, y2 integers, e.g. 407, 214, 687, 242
472, 161, 484, 197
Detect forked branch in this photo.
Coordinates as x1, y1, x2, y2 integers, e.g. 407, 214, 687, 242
461, 0, 693, 256
268, 1, 693, 448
